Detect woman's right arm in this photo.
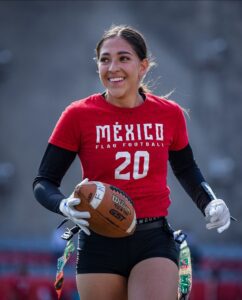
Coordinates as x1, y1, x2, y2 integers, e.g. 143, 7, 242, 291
33, 144, 76, 214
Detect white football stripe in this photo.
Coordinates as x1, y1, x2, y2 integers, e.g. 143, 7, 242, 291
90, 182, 106, 209
126, 211, 137, 233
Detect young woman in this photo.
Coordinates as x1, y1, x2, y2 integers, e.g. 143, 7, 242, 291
33, 25, 231, 300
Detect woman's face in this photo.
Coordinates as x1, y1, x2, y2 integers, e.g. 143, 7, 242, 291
97, 36, 148, 103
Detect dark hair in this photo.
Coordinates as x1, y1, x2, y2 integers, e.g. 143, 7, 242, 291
96, 25, 154, 93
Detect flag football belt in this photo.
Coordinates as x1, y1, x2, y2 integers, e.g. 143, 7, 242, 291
136, 216, 167, 231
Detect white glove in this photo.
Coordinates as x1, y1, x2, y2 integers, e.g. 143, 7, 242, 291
204, 199, 231, 233
59, 178, 91, 235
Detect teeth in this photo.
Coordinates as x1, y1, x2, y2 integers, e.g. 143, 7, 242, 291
109, 77, 124, 82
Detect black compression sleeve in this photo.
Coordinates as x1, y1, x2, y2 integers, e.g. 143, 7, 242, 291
169, 144, 211, 214
33, 179, 65, 214
33, 144, 77, 214
34, 144, 77, 186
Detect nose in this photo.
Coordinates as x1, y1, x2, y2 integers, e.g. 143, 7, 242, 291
108, 60, 119, 72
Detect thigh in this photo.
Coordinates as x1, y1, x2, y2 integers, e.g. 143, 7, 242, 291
128, 257, 179, 300
76, 273, 127, 300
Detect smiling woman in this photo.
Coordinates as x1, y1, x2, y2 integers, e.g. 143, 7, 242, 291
33, 24, 232, 300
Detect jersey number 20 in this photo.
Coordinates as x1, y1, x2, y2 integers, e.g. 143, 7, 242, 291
115, 151, 149, 180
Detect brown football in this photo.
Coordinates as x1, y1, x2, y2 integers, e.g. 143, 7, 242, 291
73, 181, 136, 238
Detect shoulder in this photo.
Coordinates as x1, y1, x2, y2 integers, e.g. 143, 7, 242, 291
63, 94, 103, 115
65, 93, 103, 112
146, 93, 184, 113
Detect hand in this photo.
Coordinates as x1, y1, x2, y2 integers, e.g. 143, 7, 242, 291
204, 199, 231, 233
59, 178, 91, 235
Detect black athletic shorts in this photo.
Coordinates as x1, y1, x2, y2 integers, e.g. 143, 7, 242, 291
76, 218, 179, 277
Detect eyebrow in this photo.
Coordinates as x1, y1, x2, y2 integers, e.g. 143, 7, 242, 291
100, 51, 132, 56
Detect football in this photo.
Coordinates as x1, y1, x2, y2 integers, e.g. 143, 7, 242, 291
73, 181, 136, 238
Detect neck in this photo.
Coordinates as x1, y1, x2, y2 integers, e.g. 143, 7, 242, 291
105, 92, 144, 108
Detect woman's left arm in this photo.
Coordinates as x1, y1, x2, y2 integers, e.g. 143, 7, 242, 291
169, 144, 231, 233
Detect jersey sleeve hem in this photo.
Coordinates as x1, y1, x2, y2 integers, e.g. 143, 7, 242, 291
48, 138, 78, 152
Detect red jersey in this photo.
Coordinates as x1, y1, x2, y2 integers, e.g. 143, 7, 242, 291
49, 93, 189, 218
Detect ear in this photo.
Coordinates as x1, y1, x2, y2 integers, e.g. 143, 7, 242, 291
93, 57, 100, 74
139, 58, 149, 79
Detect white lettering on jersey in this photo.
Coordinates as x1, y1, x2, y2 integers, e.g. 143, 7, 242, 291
96, 123, 164, 143
115, 151, 149, 180
113, 122, 122, 141
125, 124, 134, 141
143, 123, 153, 140
155, 124, 163, 141
96, 125, 111, 143
137, 124, 142, 140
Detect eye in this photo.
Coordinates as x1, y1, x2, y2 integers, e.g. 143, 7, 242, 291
120, 56, 130, 62
99, 57, 109, 63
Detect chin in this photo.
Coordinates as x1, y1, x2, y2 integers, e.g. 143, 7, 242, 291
107, 89, 127, 100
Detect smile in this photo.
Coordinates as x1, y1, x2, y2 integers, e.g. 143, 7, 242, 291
108, 77, 125, 82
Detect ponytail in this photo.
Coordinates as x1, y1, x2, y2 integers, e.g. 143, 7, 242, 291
138, 85, 151, 94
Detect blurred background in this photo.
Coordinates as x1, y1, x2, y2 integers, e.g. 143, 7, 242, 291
0, 1, 241, 299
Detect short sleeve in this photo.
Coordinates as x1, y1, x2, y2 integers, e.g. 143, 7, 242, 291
49, 103, 80, 152
169, 104, 189, 151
